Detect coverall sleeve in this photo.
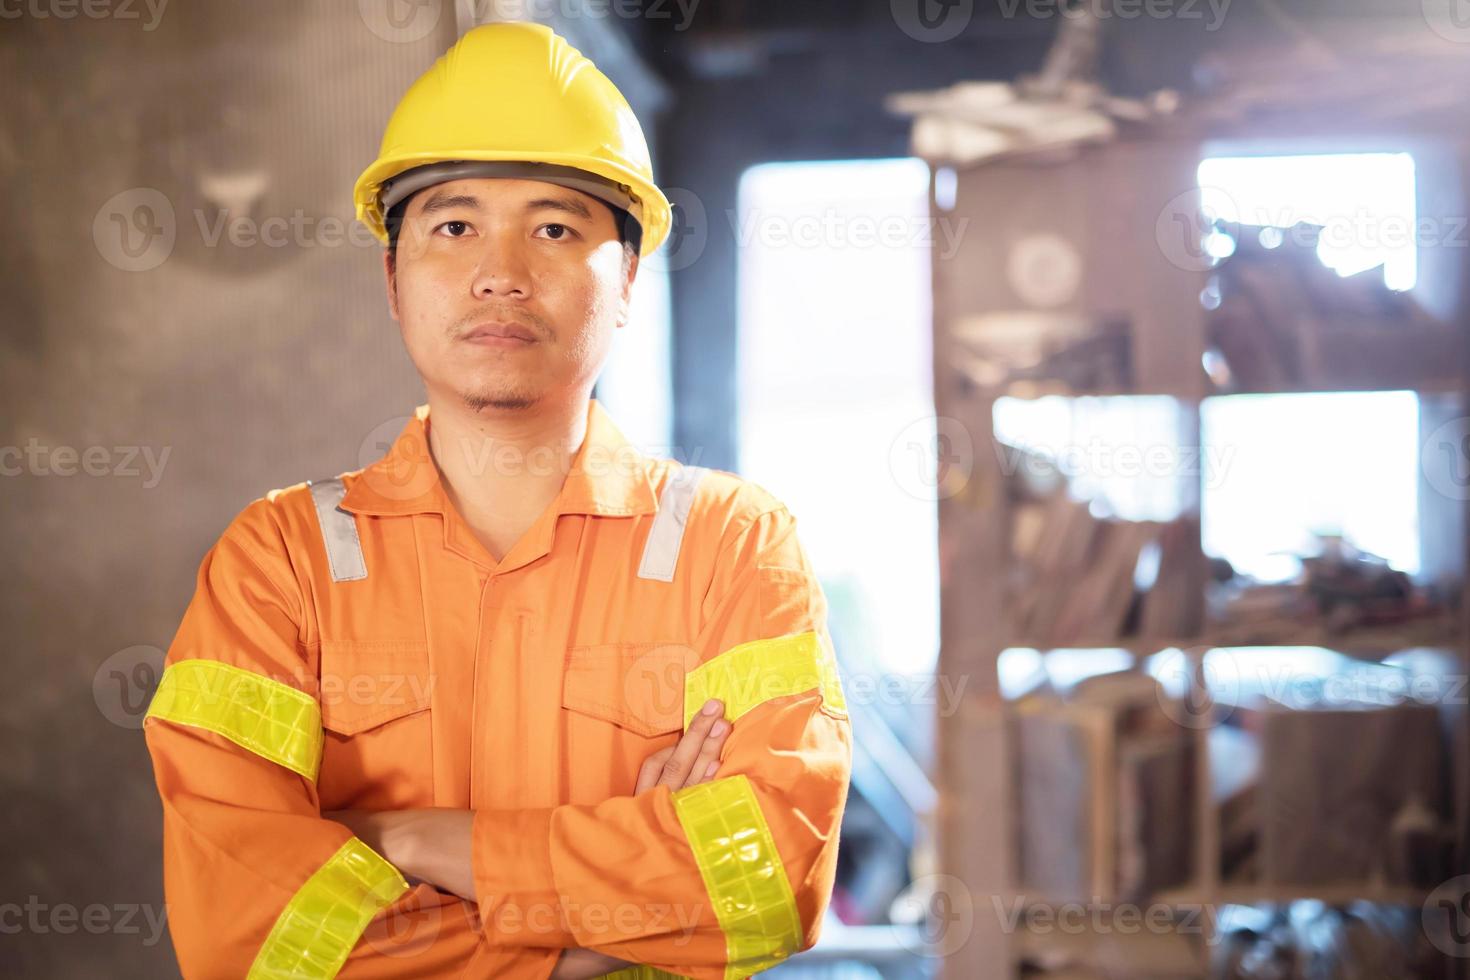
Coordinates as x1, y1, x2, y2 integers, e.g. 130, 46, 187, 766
143, 501, 559, 980
471, 505, 853, 979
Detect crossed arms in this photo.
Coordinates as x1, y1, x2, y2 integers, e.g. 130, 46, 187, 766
143, 501, 851, 979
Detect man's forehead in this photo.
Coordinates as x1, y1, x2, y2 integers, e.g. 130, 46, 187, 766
412, 177, 604, 216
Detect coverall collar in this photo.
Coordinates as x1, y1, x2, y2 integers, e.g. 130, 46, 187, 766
340, 398, 659, 520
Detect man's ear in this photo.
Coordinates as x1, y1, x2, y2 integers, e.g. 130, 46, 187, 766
382, 249, 400, 322
616, 248, 638, 329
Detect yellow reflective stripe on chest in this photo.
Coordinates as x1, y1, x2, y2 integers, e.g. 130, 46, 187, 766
671, 775, 802, 979
683, 630, 847, 729
145, 659, 323, 781
247, 837, 409, 979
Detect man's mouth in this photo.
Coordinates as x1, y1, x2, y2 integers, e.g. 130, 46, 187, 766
461, 321, 539, 346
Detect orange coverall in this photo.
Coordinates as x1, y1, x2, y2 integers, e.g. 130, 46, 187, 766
143, 399, 853, 979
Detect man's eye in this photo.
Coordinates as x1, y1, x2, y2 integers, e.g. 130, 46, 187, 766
436, 220, 471, 237
538, 223, 572, 241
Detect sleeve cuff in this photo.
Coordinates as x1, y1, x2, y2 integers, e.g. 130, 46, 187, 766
471, 807, 576, 947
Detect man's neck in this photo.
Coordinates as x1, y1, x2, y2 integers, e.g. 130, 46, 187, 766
423, 390, 591, 561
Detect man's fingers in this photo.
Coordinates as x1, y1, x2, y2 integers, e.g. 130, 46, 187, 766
659, 698, 723, 788
634, 699, 733, 795
635, 747, 675, 795
686, 718, 728, 787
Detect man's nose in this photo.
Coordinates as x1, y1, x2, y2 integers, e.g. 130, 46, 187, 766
470, 234, 531, 299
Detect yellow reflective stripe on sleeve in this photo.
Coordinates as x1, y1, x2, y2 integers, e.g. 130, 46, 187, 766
671, 774, 802, 980
145, 659, 324, 781
598, 967, 691, 980
683, 630, 847, 728
247, 837, 409, 980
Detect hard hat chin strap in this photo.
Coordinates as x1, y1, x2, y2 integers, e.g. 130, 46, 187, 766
378, 160, 643, 235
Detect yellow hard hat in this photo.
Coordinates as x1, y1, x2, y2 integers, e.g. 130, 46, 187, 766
353, 21, 671, 257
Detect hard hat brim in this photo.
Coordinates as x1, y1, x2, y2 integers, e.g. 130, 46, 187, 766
354, 150, 672, 258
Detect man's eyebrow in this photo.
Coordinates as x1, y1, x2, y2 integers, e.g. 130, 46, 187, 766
415, 193, 594, 222
417, 193, 482, 216
525, 196, 593, 221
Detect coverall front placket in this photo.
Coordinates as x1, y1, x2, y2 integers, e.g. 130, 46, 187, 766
452, 501, 571, 817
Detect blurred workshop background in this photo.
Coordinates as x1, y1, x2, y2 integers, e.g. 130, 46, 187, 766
6, 1, 1470, 977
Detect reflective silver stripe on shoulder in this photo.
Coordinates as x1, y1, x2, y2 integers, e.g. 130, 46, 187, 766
637, 465, 707, 583
308, 478, 367, 583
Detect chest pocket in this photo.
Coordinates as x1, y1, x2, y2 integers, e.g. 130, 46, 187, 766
317, 641, 434, 735
316, 640, 435, 809
307, 477, 434, 734
306, 477, 437, 807
561, 642, 691, 737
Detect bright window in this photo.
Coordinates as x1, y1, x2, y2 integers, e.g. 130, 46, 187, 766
736, 158, 939, 675
993, 395, 1193, 522
1201, 391, 1421, 580
1197, 152, 1418, 291
596, 252, 673, 452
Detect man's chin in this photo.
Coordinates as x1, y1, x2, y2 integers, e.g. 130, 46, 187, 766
459, 387, 540, 413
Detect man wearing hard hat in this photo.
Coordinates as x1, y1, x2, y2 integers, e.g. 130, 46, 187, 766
143, 21, 851, 980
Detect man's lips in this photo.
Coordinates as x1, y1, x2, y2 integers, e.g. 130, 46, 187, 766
461, 321, 539, 345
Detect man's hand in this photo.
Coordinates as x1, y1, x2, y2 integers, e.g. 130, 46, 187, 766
548, 700, 731, 979
634, 698, 730, 795
325, 807, 476, 900
326, 697, 731, 980
328, 700, 732, 896
550, 948, 632, 980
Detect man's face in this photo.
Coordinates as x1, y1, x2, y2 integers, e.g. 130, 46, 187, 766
383, 177, 637, 413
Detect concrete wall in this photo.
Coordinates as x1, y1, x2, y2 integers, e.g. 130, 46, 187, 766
0, 3, 455, 974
